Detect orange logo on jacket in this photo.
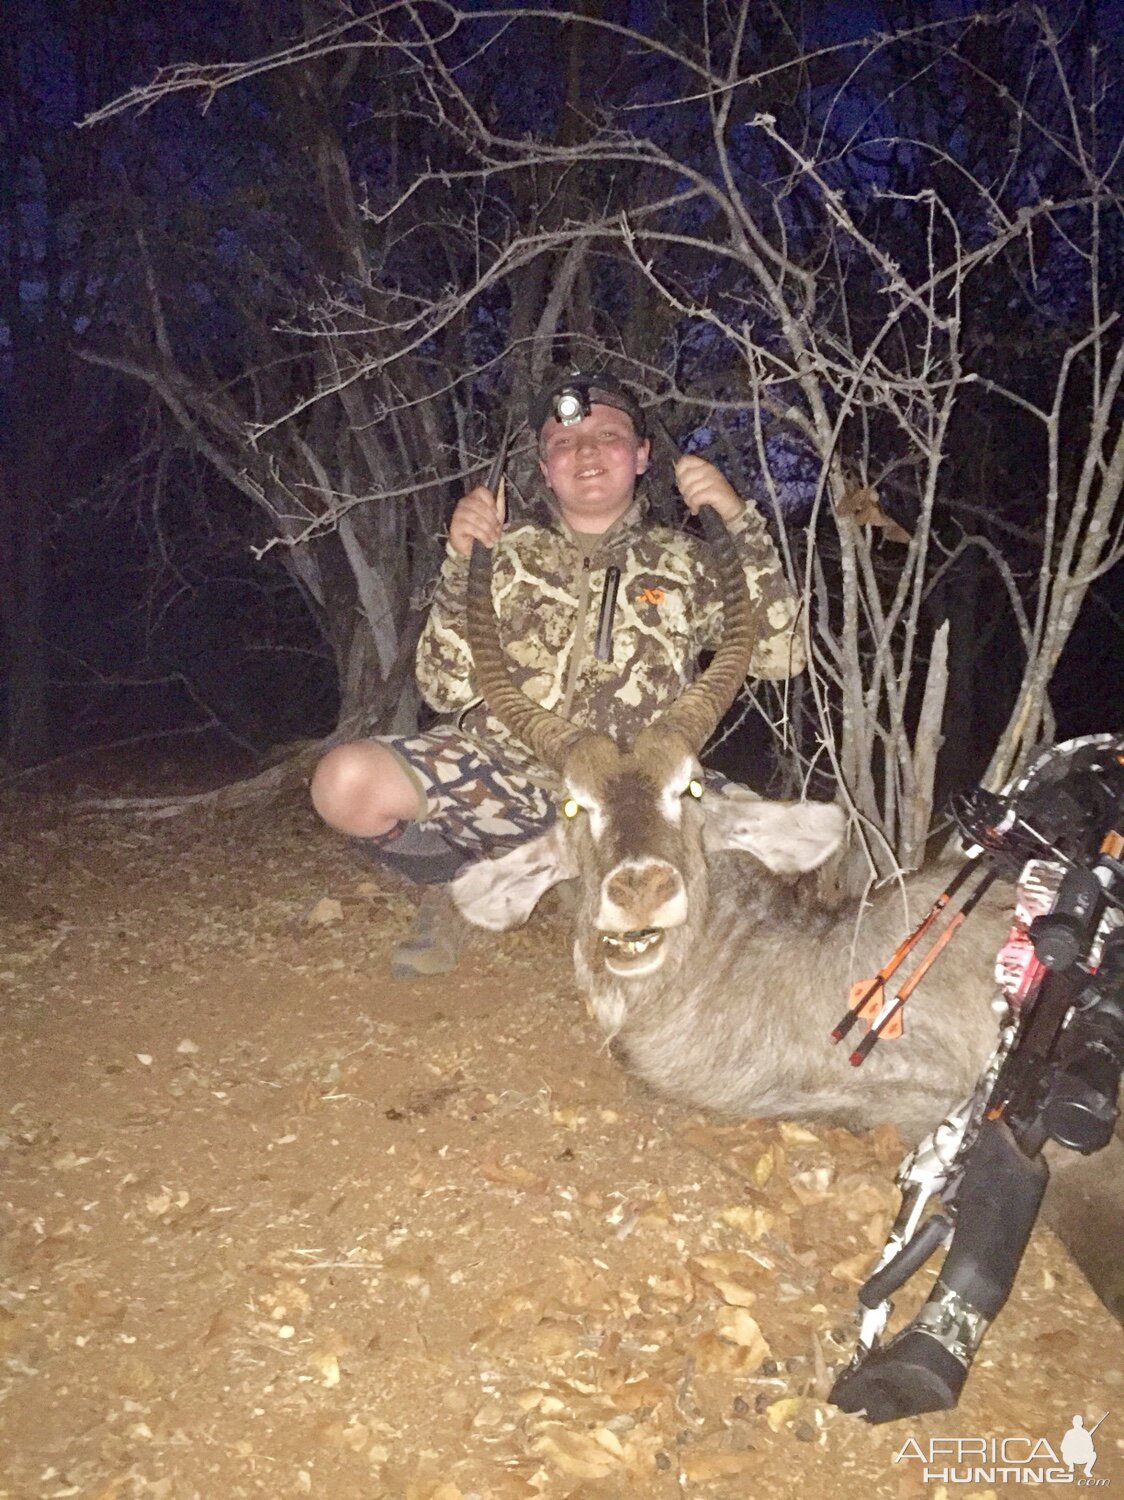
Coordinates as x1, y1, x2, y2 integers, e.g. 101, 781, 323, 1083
637, 587, 665, 605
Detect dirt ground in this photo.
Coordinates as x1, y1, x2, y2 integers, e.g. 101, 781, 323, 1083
1, 758, 1122, 1500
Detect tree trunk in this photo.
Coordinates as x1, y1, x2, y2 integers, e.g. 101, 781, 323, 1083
2, 400, 52, 765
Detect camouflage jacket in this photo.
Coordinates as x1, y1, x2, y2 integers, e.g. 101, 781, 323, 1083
416, 495, 805, 780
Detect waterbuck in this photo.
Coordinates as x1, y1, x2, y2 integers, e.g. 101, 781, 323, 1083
451, 515, 1006, 1141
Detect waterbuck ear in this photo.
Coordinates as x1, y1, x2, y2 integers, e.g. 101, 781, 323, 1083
451, 823, 577, 930
703, 797, 846, 874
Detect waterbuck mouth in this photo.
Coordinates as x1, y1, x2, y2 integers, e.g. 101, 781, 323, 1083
600, 927, 666, 975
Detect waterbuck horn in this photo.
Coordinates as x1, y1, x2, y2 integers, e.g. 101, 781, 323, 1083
656, 506, 758, 752
467, 539, 588, 772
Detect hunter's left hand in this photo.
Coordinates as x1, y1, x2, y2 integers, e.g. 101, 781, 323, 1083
674, 455, 745, 522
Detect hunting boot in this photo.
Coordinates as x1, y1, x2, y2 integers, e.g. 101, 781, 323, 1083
390, 884, 472, 978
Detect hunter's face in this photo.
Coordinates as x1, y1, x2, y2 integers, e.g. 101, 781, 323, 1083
538, 403, 650, 533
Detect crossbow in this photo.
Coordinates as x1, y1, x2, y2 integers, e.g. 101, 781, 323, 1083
829, 734, 1124, 1424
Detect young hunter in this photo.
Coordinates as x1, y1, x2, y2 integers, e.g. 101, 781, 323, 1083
311, 370, 806, 975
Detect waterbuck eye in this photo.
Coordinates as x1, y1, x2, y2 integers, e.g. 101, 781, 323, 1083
562, 798, 582, 819
686, 779, 704, 800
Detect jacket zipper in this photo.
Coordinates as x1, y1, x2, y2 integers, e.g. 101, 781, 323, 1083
593, 566, 621, 661
559, 555, 592, 720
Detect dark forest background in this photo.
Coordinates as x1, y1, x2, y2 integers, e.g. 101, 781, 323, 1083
2, 0, 1122, 867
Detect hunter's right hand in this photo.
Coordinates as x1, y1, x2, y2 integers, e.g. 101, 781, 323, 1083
448, 484, 506, 557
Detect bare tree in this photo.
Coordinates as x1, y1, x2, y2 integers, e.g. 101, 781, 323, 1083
83, 2, 1123, 855
80, 32, 441, 740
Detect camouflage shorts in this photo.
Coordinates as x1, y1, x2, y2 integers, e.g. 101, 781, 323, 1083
374, 725, 557, 857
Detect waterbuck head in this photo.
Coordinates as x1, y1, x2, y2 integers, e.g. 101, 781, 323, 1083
452, 511, 843, 982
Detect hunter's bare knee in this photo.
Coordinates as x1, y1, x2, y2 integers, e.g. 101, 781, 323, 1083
310, 742, 423, 838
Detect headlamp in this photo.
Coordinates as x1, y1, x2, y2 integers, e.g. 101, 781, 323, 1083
552, 387, 591, 426
529, 370, 646, 437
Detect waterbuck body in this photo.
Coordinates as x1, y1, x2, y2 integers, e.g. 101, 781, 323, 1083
453, 735, 1007, 1141
581, 850, 1005, 1139
454, 513, 1006, 1141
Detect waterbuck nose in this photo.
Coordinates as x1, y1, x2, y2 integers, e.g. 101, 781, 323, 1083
600, 859, 687, 931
